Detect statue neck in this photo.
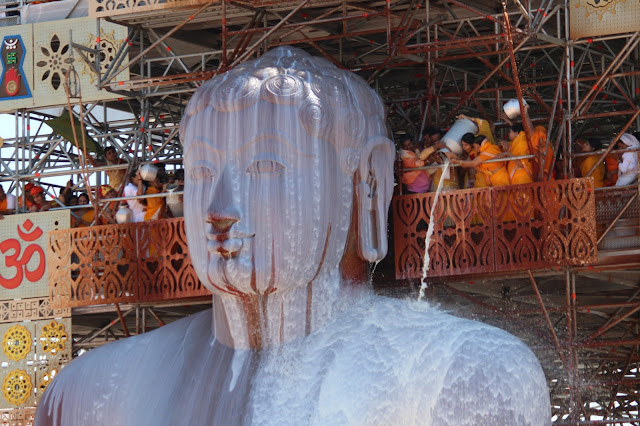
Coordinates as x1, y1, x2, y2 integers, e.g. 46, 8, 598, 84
211, 270, 342, 349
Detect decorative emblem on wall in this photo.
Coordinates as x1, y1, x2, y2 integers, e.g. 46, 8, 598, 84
39, 320, 68, 355
81, 29, 123, 84
575, 0, 626, 20
35, 34, 73, 91
2, 325, 32, 361
2, 369, 32, 405
38, 369, 57, 393
0, 35, 31, 100
0, 218, 46, 290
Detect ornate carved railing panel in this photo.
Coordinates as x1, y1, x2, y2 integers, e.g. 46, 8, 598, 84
393, 189, 495, 279
492, 178, 597, 271
48, 219, 210, 308
137, 218, 206, 303
394, 178, 598, 280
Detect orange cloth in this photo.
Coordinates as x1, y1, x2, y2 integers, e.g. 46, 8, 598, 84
604, 155, 618, 186
507, 131, 534, 185
144, 187, 165, 221
466, 148, 488, 188
475, 119, 496, 145
530, 126, 554, 179
477, 141, 510, 187
0, 198, 6, 212
106, 159, 127, 192
74, 208, 95, 227
399, 150, 425, 184
579, 155, 605, 188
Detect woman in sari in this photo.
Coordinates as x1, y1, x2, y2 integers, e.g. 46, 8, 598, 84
446, 135, 509, 188
575, 138, 605, 188
499, 123, 534, 185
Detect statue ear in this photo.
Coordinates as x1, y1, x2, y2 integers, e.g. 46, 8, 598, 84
355, 136, 395, 262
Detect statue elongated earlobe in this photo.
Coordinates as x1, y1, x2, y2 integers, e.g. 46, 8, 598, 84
355, 136, 395, 262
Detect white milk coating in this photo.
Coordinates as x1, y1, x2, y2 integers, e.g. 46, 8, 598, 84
35, 46, 550, 426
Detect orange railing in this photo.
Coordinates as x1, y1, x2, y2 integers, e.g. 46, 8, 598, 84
393, 178, 599, 280
48, 218, 210, 308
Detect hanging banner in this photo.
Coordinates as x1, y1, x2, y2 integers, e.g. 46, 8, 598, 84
570, 0, 640, 39
0, 211, 69, 300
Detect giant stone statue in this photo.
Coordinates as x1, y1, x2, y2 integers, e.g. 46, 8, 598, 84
36, 47, 551, 425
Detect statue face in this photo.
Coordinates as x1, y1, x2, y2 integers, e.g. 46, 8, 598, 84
183, 106, 346, 297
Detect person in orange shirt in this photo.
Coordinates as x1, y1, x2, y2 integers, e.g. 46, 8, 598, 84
446, 135, 509, 188
144, 174, 167, 221
99, 185, 119, 225
398, 136, 441, 194
575, 138, 605, 188
29, 186, 52, 212
604, 155, 618, 186
73, 193, 95, 227
19, 182, 36, 211
0, 184, 16, 219
499, 123, 534, 185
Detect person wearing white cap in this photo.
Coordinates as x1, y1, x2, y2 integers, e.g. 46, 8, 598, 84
615, 133, 639, 187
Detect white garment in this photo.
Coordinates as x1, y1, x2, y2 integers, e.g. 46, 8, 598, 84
4, 193, 16, 210
616, 133, 639, 187
123, 183, 146, 223
617, 152, 638, 186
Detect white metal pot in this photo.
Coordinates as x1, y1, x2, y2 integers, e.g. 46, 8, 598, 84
503, 98, 528, 119
441, 118, 478, 155
115, 205, 133, 224
139, 163, 158, 182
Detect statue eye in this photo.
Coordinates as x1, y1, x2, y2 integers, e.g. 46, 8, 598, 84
247, 160, 285, 174
191, 166, 215, 180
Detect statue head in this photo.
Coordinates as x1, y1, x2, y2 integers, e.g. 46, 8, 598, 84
181, 46, 394, 299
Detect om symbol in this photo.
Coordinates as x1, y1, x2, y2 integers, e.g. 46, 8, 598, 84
0, 219, 45, 289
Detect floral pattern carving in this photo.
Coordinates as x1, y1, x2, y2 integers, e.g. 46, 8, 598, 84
2, 326, 31, 361
2, 370, 32, 405
39, 321, 68, 356
36, 34, 73, 91
81, 29, 123, 84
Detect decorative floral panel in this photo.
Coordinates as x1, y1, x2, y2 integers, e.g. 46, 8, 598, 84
570, 0, 640, 39
393, 178, 598, 280
0, 318, 70, 410
32, 17, 128, 108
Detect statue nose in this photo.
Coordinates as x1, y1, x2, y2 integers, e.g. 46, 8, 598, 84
207, 214, 238, 233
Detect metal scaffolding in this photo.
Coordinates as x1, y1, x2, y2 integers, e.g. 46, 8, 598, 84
0, 0, 639, 423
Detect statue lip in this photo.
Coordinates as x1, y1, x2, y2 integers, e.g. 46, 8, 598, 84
206, 231, 255, 242
206, 232, 254, 257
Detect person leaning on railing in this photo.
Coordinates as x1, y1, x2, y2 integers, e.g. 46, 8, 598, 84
398, 135, 443, 194
73, 193, 94, 227
574, 138, 606, 188
498, 123, 534, 185
445, 135, 510, 188
144, 171, 167, 221
123, 169, 147, 223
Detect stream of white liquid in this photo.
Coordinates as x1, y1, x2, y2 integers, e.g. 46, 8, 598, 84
418, 160, 450, 301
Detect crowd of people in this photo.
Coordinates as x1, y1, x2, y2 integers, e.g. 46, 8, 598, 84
397, 104, 640, 194
0, 146, 185, 227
